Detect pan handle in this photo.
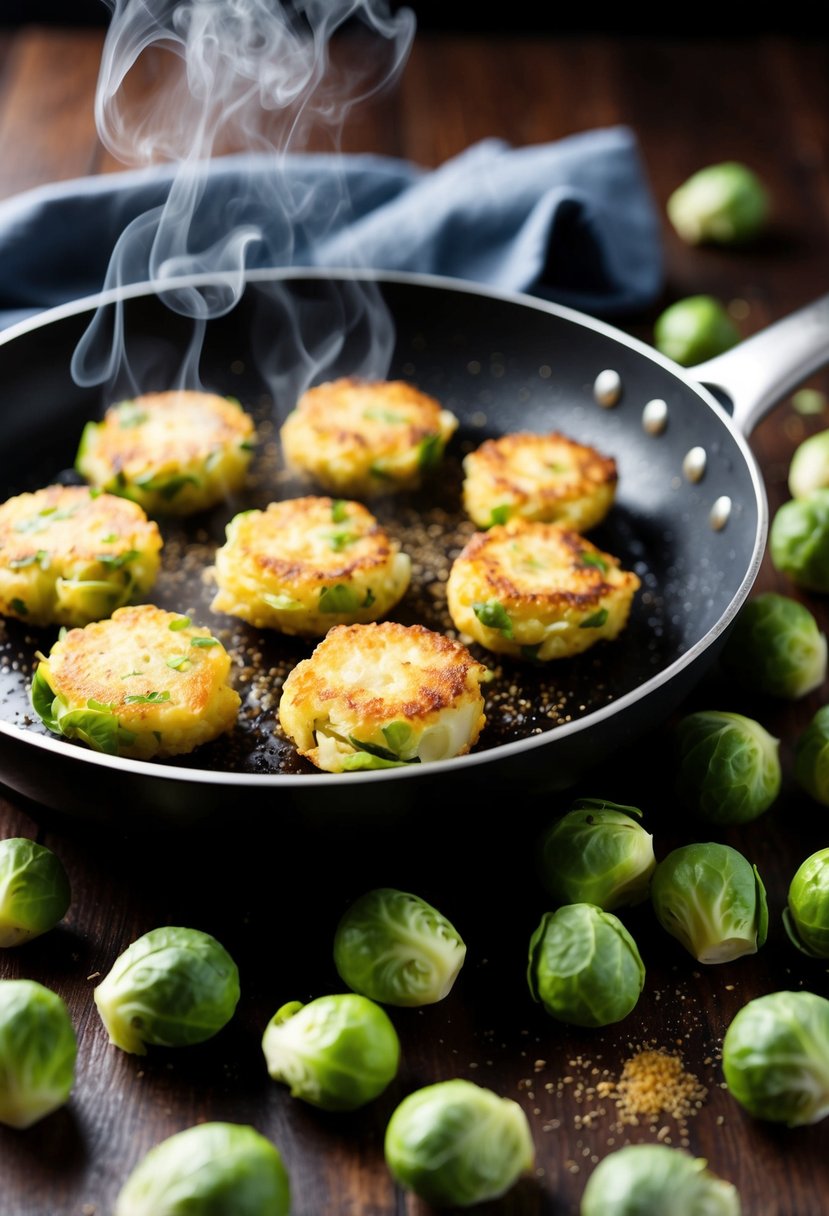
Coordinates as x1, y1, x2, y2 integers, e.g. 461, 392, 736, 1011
688, 293, 829, 436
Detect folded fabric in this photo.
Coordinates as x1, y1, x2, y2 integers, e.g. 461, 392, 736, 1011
0, 126, 663, 332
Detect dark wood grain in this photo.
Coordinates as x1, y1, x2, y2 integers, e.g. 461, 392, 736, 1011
1, 24, 829, 1216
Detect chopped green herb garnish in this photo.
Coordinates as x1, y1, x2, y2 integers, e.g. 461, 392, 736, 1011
100, 533, 118, 543
328, 530, 358, 552
363, 407, 408, 424
134, 472, 200, 500
87, 698, 116, 713
124, 690, 172, 705
10, 597, 28, 616
473, 599, 514, 639
362, 587, 375, 609
190, 636, 221, 648
331, 499, 348, 523
97, 549, 139, 570
581, 553, 609, 573
416, 433, 443, 471
89, 487, 103, 499
488, 505, 511, 527
166, 655, 191, 671
369, 462, 394, 482
120, 670, 144, 679
168, 616, 191, 631
580, 608, 609, 629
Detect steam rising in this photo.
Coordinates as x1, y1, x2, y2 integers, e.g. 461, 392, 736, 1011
72, 0, 416, 398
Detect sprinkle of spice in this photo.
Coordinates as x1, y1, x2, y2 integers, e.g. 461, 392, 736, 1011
596, 1046, 708, 1139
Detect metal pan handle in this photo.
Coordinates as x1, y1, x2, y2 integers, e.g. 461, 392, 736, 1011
688, 293, 829, 436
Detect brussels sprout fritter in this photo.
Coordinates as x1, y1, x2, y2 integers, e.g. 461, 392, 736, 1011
446, 519, 640, 660
0, 484, 162, 627
280, 377, 458, 497
31, 604, 240, 759
461, 430, 617, 531
278, 620, 487, 772
211, 495, 411, 635
75, 390, 256, 516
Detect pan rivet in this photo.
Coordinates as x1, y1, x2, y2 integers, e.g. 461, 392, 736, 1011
710, 495, 732, 530
683, 446, 707, 482
594, 369, 622, 408
642, 399, 668, 434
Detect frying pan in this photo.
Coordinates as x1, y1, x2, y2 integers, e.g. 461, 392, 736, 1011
0, 269, 826, 825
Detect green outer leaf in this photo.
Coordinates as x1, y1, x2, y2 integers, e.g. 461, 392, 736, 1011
527, 903, 644, 1027
784, 847, 829, 957
113, 1122, 291, 1216
488, 504, 511, 527
333, 887, 466, 1007
580, 607, 609, 629
650, 842, 766, 963
93, 925, 240, 1056
722, 990, 829, 1126
0, 838, 71, 947
31, 668, 59, 732
261, 993, 400, 1112
319, 584, 360, 614
675, 710, 781, 824
342, 751, 409, 771
384, 1079, 534, 1207
0, 979, 77, 1128
473, 599, 514, 639
263, 593, 303, 612
331, 499, 348, 523
795, 705, 829, 805
416, 433, 443, 471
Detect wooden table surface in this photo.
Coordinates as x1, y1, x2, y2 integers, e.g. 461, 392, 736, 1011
1, 22, 829, 1216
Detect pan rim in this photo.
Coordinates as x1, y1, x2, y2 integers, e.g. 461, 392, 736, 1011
0, 267, 769, 789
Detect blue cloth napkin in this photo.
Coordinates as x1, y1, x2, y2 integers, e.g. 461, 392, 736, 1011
0, 126, 663, 332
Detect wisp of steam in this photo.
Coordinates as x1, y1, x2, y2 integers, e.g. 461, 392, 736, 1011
71, 0, 416, 405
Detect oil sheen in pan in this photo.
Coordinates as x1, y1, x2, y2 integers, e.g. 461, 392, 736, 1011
0, 416, 675, 776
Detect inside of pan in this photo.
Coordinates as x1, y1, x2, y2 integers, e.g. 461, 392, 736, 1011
0, 274, 762, 775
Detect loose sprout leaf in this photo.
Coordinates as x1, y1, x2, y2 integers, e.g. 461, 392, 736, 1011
570, 796, 644, 820
754, 864, 769, 948
31, 668, 59, 732
9, 550, 49, 571
134, 472, 200, 500
580, 608, 609, 629
417, 433, 443, 470
263, 593, 303, 612
319, 584, 360, 614
342, 751, 409, 771
86, 698, 116, 713
327, 530, 358, 552
382, 721, 414, 756
473, 599, 514, 639
96, 549, 139, 570
348, 735, 420, 765
56, 708, 122, 755
581, 553, 609, 573
166, 655, 191, 671
190, 636, 221, 648
488, 505, 511, 527
10, 598, 27, 616
124, 690, 171, 705
331, 499, 348, 523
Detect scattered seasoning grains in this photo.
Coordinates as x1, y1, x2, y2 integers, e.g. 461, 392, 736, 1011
597, 1046, 708, 1139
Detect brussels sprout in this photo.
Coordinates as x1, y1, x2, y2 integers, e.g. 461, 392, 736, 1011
789, 429, 829, 498
653, 295, 740, 366
770, 489, 829, 592
667, 161, 770, 245
722, 990, 829, 1126
720, 592, 827, 699
333, 887, 466, 1007
0, 978, 77, 1128
384, 1078, 534, 1207
537, 798, 655, 911
94, 926, 240, 1055
262, 993, 399, 1111
650, 843, 767, 964
795, 705, 829, 804
784, 848, 829, 957
580, 1143, 741, 1215
114, 1122, 290, 1216
0, 836, 71, 947
674, 710, 780, 825
527, 903, 645, 1028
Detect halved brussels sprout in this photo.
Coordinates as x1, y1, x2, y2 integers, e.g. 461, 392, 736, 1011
537, 798, 655, 911
527, 903, 645, 1028
0, 978, 77, 1128
333, 887, 466, 1007
262, 993, 400, 1111
784, 847, 829, 957
720, 592, 827, 699
580, 1144, 741, 1215
94, 926, 240, 1055
674, 710, 780, 824
384, 1078, 534, 1207
650, 843, 767, 964
114, 1122, 290, 1216
722, 990, 829, 1126
0, 836, 71, 947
